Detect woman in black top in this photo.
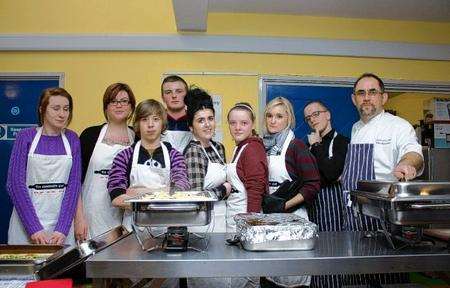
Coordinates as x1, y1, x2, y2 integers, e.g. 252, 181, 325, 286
74, 83, 136, 240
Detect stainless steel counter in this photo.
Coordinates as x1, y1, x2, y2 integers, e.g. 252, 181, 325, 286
86, 232, 450, 279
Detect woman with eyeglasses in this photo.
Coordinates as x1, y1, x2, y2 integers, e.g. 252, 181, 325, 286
7, 88, 80, 245
303, 100, 349, 288
74, 83, 136, 240
261, 97, 320, 288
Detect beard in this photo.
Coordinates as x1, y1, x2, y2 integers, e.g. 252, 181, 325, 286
358, 103, 377, 120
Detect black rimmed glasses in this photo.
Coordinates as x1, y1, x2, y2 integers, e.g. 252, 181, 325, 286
354, 88, 383, 98
304, 110, 327, 122
110, 99, 130, 106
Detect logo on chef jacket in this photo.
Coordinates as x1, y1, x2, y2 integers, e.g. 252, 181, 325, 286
10, 106, 20, 116
375, 138, 391, 145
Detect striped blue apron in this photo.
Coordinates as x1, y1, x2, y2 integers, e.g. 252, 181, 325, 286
338, 143, 408, 286
341, 143, 381, 232
309, 182, 346, 288
309, 182, 345, 233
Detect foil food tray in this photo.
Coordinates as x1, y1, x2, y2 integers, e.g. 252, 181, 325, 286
235, 213, 318, 251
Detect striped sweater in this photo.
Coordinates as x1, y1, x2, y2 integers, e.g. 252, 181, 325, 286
108, 142, 190, 200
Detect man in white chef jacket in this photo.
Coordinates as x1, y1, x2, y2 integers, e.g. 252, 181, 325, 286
344, 72, 423, 186
340, 72, 424, 285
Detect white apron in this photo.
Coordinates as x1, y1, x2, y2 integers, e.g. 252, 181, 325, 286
190, 142, 227, 233
221, 146, 259, 288
161, 130, 192, 153
8, 127, 75, 245
122, 140, 171, 232
82, 124, 134, 238
202, 143, 227, 233
267, 130, 308, 220
225, 144, 248, 233
267, 131, 310, 288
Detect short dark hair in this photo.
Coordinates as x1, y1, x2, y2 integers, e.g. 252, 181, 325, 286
161, 75, 188, 96
303, 100, 329, 113
38, 87, 73, 126
185, 87, 215, 127
102, 83, 136, 120
353, 73, 385, 93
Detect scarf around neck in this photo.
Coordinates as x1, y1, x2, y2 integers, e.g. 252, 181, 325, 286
263, 128, 292, 156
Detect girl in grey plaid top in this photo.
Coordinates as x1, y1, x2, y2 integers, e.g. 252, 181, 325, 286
183, 87, 232, 199
184, 139, 228, 199
184, 87, 232, 287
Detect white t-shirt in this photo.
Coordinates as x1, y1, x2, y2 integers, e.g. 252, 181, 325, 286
351, 111, 423, 181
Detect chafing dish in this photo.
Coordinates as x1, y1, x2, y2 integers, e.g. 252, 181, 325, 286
126, 190, 217, 227
0, 245, 63, 280
234, 213, 318, 251
36, 225, 130, 279
350, 180, 450, 227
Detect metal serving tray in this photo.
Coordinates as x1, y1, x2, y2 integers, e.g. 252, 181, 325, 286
351, 180, 450, 226
127, 190, 217, 227
126, 190, 218, 203
0, 245, 63, 280
36, 225, 130, 279
235, 213, 318, 251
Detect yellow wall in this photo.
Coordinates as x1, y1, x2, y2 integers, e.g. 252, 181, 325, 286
208, 13, 450, 44
1, 0, 450, 154
384, 93, 448, 126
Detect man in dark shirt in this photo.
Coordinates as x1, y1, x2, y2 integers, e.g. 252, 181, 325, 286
304, 101, 349, 186
303, 100, 349, 288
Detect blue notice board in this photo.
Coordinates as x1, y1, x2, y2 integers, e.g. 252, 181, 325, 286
0, 78, 60, 243
264, 82, 359, 142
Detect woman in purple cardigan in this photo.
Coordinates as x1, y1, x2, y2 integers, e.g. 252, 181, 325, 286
7, 88, 81, 246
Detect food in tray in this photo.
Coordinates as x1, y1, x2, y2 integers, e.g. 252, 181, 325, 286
139, 190, 211, 201
246, 219, 280, 226
0, 253, 53, 260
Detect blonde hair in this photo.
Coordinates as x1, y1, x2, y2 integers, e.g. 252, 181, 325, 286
263, 97, 295, 132
133, 99, 167, 136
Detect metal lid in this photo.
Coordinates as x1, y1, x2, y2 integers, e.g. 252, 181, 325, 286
36, 225, 130, 280
356, 180, 450, 198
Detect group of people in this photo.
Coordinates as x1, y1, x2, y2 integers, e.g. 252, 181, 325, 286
6, 72, 423, 288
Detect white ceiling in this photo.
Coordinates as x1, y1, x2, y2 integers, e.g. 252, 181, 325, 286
173, 0, 450, 31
